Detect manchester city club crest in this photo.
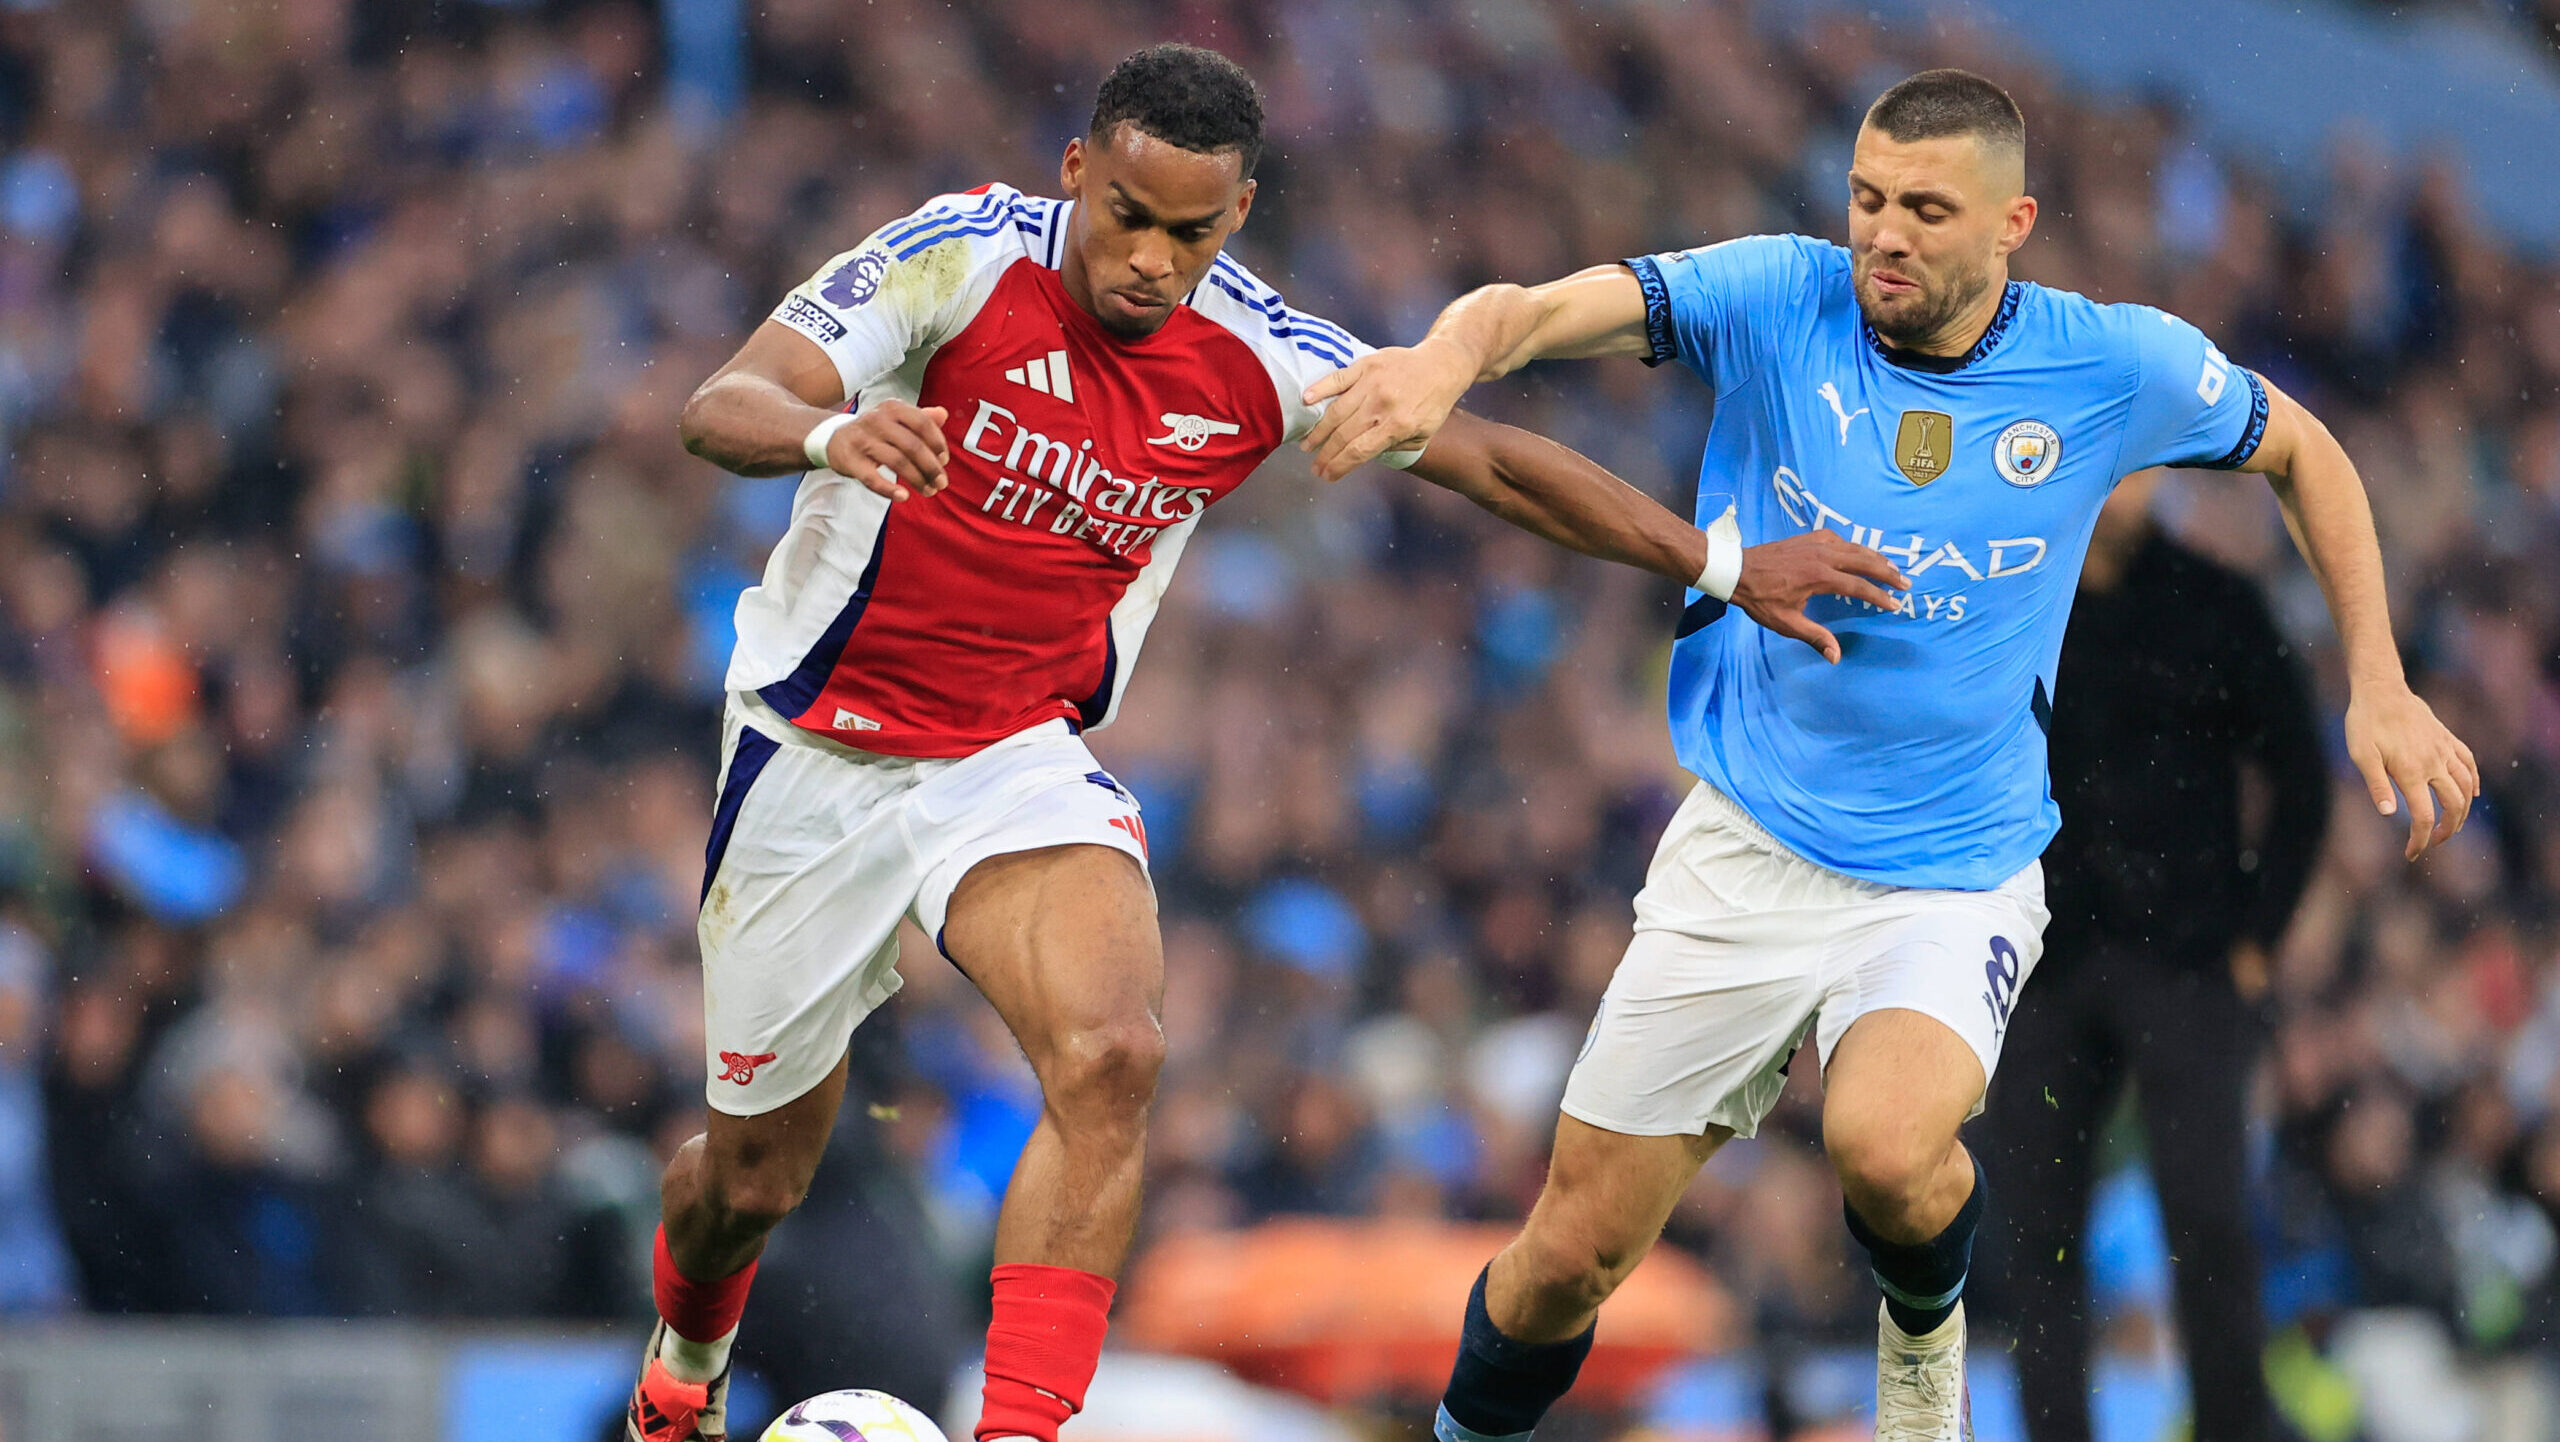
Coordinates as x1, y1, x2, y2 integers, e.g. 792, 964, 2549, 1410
1993, 418, 2062, 487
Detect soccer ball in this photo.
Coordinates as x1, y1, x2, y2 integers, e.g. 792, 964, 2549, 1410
758, 1389, 951, 1442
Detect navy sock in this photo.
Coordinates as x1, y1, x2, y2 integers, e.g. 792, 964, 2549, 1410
1436, 1266, 1594, 1440
1844, 1150, 1985, 1336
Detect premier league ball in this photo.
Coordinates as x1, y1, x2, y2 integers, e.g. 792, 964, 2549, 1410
758, 1389, 951, 1442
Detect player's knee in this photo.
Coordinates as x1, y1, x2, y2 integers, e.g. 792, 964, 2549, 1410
1827, 1123, 1945, 1221
1042, 1014, 1165, 1124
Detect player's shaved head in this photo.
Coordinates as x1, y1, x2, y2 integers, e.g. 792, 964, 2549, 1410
1089, 43, 1265, 178
1864, 69, 2025, 193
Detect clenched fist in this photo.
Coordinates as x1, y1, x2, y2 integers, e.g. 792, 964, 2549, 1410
823, 400, 952, 502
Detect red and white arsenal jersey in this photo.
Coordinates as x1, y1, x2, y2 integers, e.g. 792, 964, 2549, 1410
730, 183, 1412, 757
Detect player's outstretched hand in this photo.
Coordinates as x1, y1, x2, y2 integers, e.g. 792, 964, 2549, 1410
1300, 341, 1476, 482
1730, 530, 1911, 665
2345, 685, 2480, 861
825, 401, 951, 502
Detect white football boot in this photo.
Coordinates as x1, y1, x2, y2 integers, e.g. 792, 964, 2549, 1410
1873, 1299, 1971, 1441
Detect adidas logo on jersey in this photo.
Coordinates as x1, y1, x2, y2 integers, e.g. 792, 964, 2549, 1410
1002, 349, 1076, 402
832, 708, 882, 731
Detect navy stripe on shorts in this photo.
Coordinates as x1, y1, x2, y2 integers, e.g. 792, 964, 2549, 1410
701, 728, 782, 907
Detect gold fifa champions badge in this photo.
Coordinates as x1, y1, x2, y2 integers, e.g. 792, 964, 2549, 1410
1895, 409, 1954, 486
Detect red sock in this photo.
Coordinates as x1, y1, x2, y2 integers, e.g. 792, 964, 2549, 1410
976, 1263, 1116, 1442
652, 1225, 760, 1344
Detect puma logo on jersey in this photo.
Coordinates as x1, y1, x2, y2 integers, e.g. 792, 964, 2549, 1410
1818, 381, 1870, 445
1148, 412, 1241, 451
1002, 348, 1076, 402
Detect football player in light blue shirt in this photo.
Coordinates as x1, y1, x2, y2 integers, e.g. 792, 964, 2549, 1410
1306, 68, 2478, 1441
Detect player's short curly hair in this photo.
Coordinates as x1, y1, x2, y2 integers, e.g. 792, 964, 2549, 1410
1865, 69, 2025, 157
1090, 43, 1264, 178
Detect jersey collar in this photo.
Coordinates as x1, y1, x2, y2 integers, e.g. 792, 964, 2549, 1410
1039, 259, 1191, 351
1863, 280, 2024, 374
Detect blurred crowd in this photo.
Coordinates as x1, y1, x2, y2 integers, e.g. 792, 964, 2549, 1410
2455, 0, 2560, 61
7, 0, 2560, 1431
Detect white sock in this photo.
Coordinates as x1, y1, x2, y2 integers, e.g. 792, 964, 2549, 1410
657, 1323, 738, 1384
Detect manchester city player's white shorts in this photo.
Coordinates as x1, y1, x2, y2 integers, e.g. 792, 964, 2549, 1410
1562, 782, 2047, 1140
695, 694, 1151, 1116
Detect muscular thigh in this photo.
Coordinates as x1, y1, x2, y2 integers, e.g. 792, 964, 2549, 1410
1814, 865, 2049, 1127
940, 844, 1162, 1066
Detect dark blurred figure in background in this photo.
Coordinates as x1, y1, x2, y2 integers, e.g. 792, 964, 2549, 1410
743, 1020, 972, 1420
1981, 467, 2330, 1442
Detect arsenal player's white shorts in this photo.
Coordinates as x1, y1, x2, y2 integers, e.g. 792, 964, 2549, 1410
1561, 782, 2048, 1140
696, 695, 1151, 1116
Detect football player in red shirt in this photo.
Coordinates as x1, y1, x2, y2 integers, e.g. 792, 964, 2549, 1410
635, 42, 1894, 1442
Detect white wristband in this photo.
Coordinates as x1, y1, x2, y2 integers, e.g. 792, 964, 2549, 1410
803, 412, 858, 471
1695, 504, 1744, 601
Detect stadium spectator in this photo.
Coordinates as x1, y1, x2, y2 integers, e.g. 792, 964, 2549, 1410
1978, 466, 2331, 1442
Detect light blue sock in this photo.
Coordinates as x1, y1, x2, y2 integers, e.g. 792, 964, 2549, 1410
1435, 1403, 1533, 1442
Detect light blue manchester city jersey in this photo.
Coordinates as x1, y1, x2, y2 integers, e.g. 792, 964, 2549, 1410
1628, 234, 2269, 890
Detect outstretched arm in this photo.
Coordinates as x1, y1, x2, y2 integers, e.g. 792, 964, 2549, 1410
1302, 265, 1654, 482
2239, 377, 2478, 859
1407, 412, 1908, 663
